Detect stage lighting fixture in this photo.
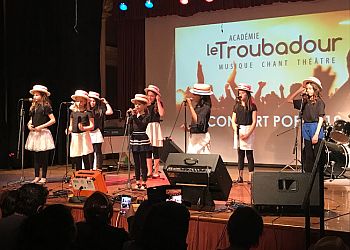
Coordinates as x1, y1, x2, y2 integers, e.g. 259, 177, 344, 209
145, 0, 153, 9
180, 0, 189, 5
205, 0, 214, 2
119, 2, 128, 11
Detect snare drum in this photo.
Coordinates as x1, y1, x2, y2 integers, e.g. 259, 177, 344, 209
324, 141, 350, 178
330, 120, 350, 144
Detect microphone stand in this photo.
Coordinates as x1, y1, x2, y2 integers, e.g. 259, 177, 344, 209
121, 112, 132, 190
65, 105, 70, 179
184, 100, 187, 153
299, 97, 306, 173
10, 100, 27, 185
52, 103, 72, 197
19, 100, 26, 182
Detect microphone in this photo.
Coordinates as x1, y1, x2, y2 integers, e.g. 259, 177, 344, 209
61, 101, 74, 104
237, 96, 242, 99
19, 98, 33, 102
183, 98, 193, 103
126, 108, 134, 116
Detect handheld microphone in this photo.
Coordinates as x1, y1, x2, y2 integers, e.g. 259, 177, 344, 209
19, 98, 33, 102
61, 101, 74, 104
126, 108, 134, 116
237, 96, 242, 99
183, 98, 193, 103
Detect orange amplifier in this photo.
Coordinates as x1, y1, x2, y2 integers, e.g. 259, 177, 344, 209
71, 170, 108, 197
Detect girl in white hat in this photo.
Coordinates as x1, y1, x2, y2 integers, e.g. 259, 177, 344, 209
144, 84, 164, 178
128, 94, 152, 190
185, 83, 213, 154
287, 77, 325, 173
88, 91, 113, 170
232, 83, 257, 184
68, 90, 94, 170
25, 84, 56, 184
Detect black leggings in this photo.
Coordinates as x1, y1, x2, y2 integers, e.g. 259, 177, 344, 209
93, 143, 103, 169
33, 151, 49, 178
237, 149, 255, 172
147, 146, 160, 159
303, 139, 324, 173
133, 151, 148, 182
71, 153, 93, 171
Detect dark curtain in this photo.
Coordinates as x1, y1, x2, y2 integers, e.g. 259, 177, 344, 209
1, 0, 103, 167
116, 18, 145, 115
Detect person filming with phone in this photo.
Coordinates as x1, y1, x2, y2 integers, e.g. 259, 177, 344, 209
74, 191, 129, 250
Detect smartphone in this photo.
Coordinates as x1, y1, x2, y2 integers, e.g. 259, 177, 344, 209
165, 188, 182, 204
120, 195, 131, 215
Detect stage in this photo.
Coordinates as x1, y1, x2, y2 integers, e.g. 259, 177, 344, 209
0, 164, 349, 250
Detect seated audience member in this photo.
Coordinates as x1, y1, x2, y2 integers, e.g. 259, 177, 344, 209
310, 236, 349, 250
138, 201, 190, 250
123, 200, 154, 250
225, 206, 264, 250
74, 191, 129, 250
0, 183, 48, 250
0, 189, 18, 218
18, 204, 76, 250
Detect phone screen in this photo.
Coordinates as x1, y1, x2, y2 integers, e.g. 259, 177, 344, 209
120, 195, 131, 214
165, 188, 182, 204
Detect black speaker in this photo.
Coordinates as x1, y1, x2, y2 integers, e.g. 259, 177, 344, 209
164, 153, 232, 202
252, 172, 320, 215
159, 137, 183, 163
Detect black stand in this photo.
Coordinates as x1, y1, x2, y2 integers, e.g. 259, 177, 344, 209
65, 104, 70, 179
302, 139, 325, 249
8, 100, 27, 185
299, 98, 306, 172
120, 113, 132, 190
183, 100, 188, 153
168, 100, 186, 153
53, 103, 72, 196
279, 119, 302, 172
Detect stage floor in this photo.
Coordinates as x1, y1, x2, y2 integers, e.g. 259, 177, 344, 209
1, 164, 349, 234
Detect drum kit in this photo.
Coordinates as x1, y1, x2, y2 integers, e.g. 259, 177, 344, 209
323, 119, 350, 179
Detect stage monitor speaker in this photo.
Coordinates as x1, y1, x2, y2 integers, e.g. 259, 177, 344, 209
164, 153, 232, 202
252, 172, 319, 215
159, 137, 183, 163
71, 170, 108, 197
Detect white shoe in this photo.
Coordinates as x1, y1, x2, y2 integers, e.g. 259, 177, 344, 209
31, 177, 40, 183
38, 178, 47, 184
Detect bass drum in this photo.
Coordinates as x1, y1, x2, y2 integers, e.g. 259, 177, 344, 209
324, 142, 350, 178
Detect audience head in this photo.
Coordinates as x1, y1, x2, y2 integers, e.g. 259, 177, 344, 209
16, 183, 49, 216
129, 200, 153, 240
227, 206, 263, 249
83, 191, 113, 225
311, 236, 349, 250
0, 189, 18, 218
141, 201, 190, 250
19, 204, 76, 250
